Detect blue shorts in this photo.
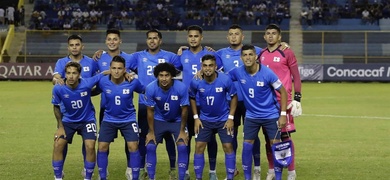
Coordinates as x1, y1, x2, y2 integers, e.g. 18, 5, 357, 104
195, 121, 233, 144
243, 118, 280, 141
153, 120, 182, 143
62, 121, 97, 144
98, 121, 139, 142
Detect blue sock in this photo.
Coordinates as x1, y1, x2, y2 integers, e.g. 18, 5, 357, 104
84, 161, 95, 179
253, 137, 261, 166
225, 152, 236, 180
52, 160, 64, 178
138, 136, 146, 169
97, 151, 108, 179
125, 143, 130, 167
186, 136, 192, 172
82, 142, 86, 162
242, 142, 253, 180
146, 143, 157, 179
193, 153, 204, 179
207, 135, 218, 171
164, 135, 177, 169
274, 164, 283, 180
177, 144, 188, 180
130, 150, 141, 179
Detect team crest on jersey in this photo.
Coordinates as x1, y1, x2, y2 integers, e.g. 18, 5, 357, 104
256, 81, 264, 86
240, 79, 246, 84
123, 89, 130, 94
199, 88, 205, 93
171, 95, 178, 100
83, 67, 90, 71
156, 97, 161, 101
158, 58, 166, 63
106, 89, 112, 94
63, 94, 69, 98
226, 54, 231, 59
215, 87, 223, 92
142, 58, 148, 62
80, 91, 88, 97
184, 58, 189, 63
273, 57, 281, 62
102, 62, 108, 67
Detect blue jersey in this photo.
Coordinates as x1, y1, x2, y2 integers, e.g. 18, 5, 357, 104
51, 74, 103, 123
189, 72, 236, 122
96, 51, 137, 108
97, 76, 144, 123
54, 55, 99, 78
216, 46, 262, 101
229, 65, 282, 119
97, 51, 137, 72
131, 49, 181, 104
179, 48, 221, 88
145, 80, 189, 122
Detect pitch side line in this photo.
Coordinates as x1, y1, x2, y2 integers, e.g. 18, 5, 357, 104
303, 114, 390, 120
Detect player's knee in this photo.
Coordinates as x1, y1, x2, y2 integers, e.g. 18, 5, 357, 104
98, 142, 109, 152
195, 142, 207, 154
222, 143, 234, 154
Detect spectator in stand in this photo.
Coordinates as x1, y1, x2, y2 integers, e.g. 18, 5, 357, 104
361, 8, 371, 25
82, 9, 90, 22
7, 5, 15, 24
19, 5, 25, 26
58, 7, 66, 21
0, 7, 4, 25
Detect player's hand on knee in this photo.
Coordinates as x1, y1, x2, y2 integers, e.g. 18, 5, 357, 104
194, 118, 203, 135
146, 132, 156, 145
223, 119, 234, 136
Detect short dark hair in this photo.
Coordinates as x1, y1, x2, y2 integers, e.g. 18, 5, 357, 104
65, 61, 82, 73
146, 29, 162, 39
67, 34, 82, 43
106, 29, 121, 37
241, 44, 256, 54
201, 54, 216, 62
153, 62, 177, 78
187, 25, 203, 34
110, 55, 126, 67
265, 24, 281, 34
229, 24, 243, 31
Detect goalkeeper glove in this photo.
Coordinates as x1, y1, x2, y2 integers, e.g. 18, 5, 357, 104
287, 92, 302, 117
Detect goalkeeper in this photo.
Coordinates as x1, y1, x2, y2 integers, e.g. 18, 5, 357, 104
258, 24, 302, 180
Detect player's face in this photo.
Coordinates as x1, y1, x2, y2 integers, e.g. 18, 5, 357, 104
187, 30, 203, 48
158, 71, 173, 89
65, 66, 80, 85
227, 28, 244, 46
67, 39, 84, 56
146, 32, 162, 51
201, 59, 216, 77
105, 33, 122, 52
241, 49, 258, 67
110, 61, 126, 80
264, 29, 281, 46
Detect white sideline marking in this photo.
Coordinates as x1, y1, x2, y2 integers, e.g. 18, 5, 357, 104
303, 114, 390, 120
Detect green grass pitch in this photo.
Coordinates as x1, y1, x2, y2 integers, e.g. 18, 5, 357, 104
0, 81, 389, 180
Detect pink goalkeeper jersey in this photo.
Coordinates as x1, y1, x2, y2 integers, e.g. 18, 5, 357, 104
259, 47, 298, 103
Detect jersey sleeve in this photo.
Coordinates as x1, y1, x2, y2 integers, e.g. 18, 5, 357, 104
144, 84, 156, 107
51, 86, 61, 105
189, 79, 198, 98
170, 53, 182, 71
53, 59, 65, 77
225, 75, 237, 97
227, 68, 238, 82
179, 84, 190, 106
133, 79, 145, 94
